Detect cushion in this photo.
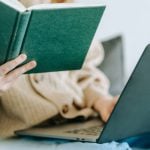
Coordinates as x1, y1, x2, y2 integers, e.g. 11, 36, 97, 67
99, 36, 125, 96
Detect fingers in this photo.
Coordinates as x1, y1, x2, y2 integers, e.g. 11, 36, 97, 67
0, 54, 37, 96
0, 54, 27, 76
93, 96, 119, 123
5, 60, 37, 83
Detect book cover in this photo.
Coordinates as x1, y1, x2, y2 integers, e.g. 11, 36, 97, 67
0, 1, 105, 73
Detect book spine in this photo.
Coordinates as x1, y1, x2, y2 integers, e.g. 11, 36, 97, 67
7, 11, 31, 61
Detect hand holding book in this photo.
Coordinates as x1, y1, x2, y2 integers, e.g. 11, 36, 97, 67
0, 0, 105, 73
0, 54, 36, 96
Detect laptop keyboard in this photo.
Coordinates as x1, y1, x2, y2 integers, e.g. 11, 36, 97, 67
65, 125, 103, 136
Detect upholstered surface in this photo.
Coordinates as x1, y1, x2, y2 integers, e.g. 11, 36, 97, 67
100, 36, 125, 96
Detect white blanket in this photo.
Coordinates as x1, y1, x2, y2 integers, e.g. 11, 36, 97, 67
0, 138, 132, 150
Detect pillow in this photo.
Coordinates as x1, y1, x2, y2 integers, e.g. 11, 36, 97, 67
99, 36, 125, 96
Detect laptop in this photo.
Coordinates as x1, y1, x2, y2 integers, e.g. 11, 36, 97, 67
16, 44, 150, 144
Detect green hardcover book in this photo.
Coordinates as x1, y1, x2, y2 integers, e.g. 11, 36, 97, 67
0, 0, 105, 73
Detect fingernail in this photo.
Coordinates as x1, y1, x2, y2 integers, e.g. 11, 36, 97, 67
30, 61, 37, 67
20, 54, 27, 60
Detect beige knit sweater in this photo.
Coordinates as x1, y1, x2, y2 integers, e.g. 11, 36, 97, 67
0, 40, 111, 138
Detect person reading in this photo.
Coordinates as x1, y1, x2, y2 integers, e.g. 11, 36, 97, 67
0, 0, 118, 138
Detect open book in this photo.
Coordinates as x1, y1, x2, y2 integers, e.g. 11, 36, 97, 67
0, 0, 105, 73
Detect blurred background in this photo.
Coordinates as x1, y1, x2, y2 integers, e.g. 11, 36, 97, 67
75, 0, 150, 80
